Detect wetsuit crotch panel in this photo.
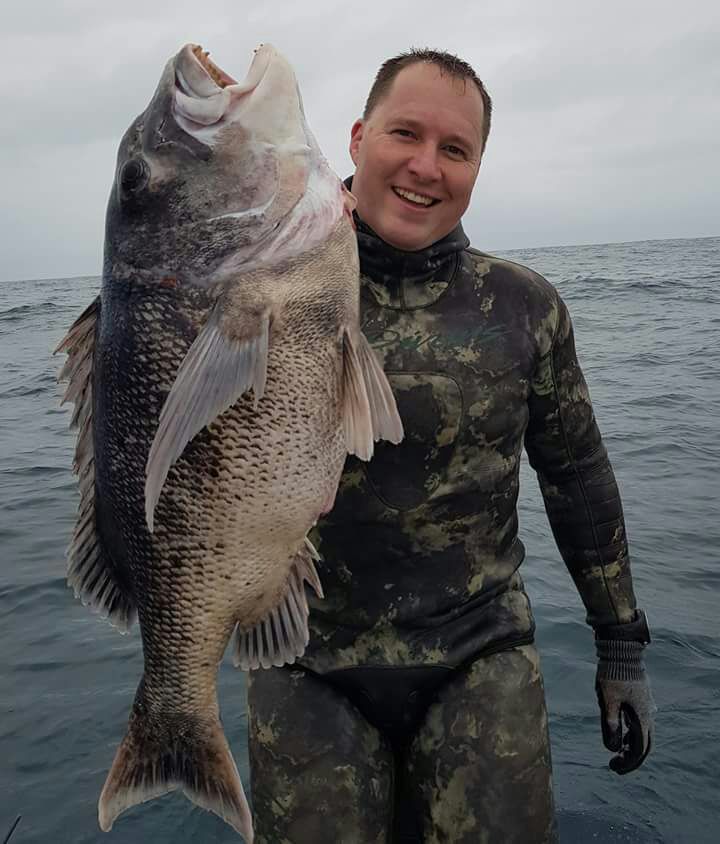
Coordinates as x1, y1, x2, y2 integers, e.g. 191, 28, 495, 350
325, 664, 454, 748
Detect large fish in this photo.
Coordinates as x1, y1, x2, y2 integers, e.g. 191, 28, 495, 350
56, 43, 402, 840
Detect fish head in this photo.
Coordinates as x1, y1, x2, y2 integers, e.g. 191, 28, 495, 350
105, 43, 333, 282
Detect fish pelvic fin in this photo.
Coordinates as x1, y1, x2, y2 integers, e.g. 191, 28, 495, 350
145, 299, 271, 532
233, 537, 323, 671
342, 326, 404, 460
98, 697, 253, 841
56, 297, 136, 632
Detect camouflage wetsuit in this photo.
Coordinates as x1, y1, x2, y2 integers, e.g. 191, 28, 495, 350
247, 216, 639, 844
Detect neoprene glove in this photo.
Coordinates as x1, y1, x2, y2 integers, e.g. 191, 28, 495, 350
594, 612, 655, 775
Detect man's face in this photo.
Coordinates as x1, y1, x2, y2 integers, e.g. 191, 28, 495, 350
349, 62, 485, 251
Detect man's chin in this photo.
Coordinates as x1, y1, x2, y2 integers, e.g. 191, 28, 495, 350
378, 219, 437, 252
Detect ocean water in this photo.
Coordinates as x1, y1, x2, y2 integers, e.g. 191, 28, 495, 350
1, 235, 718, 843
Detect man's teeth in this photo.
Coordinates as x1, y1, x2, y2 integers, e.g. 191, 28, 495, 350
393, 187, 436, 206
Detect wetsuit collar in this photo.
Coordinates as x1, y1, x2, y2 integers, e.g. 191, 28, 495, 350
345, 176, 469, 309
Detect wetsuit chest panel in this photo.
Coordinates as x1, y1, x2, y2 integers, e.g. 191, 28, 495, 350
354, 258, 537, 515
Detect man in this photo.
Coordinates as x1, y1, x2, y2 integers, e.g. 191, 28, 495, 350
248, 50, 654, 843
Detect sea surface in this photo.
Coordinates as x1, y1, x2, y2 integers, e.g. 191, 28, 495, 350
1, 236, 718, 843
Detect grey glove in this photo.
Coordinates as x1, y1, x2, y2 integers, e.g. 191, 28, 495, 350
595, 637, 655, 774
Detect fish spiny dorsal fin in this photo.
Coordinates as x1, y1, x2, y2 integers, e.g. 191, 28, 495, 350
232, 537, 323, 671
145, 298, 271, 532
55, 297, 136, 632
341, 326, 403, 460
98, 685, 253, 841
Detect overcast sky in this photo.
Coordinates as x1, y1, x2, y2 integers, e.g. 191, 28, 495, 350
2, 0, 718, 282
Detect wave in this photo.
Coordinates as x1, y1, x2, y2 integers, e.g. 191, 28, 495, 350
0, 301, 61, 321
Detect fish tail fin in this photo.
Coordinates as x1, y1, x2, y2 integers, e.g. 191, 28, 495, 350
98, 693, 253, 841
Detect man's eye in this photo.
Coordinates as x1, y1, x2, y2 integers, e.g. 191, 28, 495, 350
392, 129, 415, 138
445, 145, 466, 158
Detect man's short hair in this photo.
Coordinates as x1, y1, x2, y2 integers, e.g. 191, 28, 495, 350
362, 48, 492, 153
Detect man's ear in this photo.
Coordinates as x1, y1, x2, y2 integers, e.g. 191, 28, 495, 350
349, 120, 364, 166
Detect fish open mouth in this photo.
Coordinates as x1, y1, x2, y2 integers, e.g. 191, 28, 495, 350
189, 45, 237, 90
174, 43, 273, 127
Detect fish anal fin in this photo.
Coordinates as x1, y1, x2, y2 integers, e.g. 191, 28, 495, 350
145, 301, 271, 532
57, 298, 136, 632
233, 540, 323, 671
342, 327, 403, 460
98, 694, 253, 841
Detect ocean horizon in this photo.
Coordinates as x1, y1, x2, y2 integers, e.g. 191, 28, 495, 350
3, 232, 718, 286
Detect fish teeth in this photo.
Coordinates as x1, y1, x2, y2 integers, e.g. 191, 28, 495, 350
191, 44, 226, 89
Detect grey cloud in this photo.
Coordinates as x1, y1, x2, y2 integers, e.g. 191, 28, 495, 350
1, 0, 718, 281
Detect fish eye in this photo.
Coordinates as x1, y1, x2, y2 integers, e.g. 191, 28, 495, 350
119, 158, 149, 194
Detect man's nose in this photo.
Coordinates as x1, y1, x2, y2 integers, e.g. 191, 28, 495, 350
407, 143, 441, 182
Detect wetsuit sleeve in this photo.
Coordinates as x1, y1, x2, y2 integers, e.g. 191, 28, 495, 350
524, 295, 638, 627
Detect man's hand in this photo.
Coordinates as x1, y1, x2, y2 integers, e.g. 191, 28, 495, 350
595, 638, 655, 774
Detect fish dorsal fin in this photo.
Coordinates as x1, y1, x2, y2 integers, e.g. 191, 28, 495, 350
55, 297, 136, 632
145, 299, 271, 532
342, 326, 404, 460
232, 537, 323, 671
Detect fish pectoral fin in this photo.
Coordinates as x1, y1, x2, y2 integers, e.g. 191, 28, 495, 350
98, 701, 253, 841
342, 326, 404, 461
233, 538, 323, 671
57, 297, 136, 632
145, 301, 271, 532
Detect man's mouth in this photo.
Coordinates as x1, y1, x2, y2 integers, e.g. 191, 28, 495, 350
392, 187, 440, 208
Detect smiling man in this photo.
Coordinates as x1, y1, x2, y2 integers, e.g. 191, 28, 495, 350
247, 50, 654, 844
349, 59, 486, 252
